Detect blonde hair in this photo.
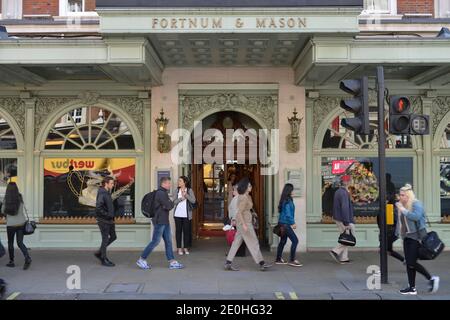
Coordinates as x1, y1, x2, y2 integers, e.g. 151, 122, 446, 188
399, 183, 416, 211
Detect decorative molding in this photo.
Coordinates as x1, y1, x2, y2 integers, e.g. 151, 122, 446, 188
103, 97, 145, 137
312, 96, 341, 137
432, 97, 450, 136
78, 91, 101, 105
0, 97, 26, 137
35, 97, 74, 137
180, 93, 277, 130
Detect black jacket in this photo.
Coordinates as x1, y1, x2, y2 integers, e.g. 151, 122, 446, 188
153, 187, 174, 225
96, 187, 115, 222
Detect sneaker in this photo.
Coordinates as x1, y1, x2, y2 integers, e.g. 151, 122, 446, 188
400, 287, 417, 295
224, 263, 239, 271
429, 276, 440, 294
275, 258, 288, 265
339, 260, 352, 265
184, 249, 190, 255
6, 261, 15, 268
169, 261, 185, 270
177, 249, 184, 255
136, 258, 151, 270
288, 260, 303, 267
260, 263, 273, 271
101, 259, 115, 267
329, 251, 340, 264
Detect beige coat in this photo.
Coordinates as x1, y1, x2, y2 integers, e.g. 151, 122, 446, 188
236, 194, 253, 225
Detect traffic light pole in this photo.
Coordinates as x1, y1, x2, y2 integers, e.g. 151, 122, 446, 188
377, 66, 389, 284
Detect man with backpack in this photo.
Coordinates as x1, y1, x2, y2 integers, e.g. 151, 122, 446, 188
137, 176, 184, 270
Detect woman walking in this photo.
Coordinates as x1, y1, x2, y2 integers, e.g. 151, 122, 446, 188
396, 184, 439, 295
224, 177, 272, 271
275, 183, 302, 267
173, 176, 196, 255
1, 182, 32, 270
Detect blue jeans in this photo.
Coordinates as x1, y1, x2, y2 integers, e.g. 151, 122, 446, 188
276, 224, 298, 262
141, 223, 175, 261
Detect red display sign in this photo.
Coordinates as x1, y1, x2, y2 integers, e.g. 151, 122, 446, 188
331, 160, 354, 175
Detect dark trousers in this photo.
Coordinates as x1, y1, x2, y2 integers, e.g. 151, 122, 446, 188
97, 221, 117, 259
174, 217, 192, 248
404, 237, 432, 287
7, 225, 30, 261
276, 224, 298, 262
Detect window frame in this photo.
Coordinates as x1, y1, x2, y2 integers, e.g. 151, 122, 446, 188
362, 0, 398, 15
435, 0, 450, 18
58, 0, 98, 17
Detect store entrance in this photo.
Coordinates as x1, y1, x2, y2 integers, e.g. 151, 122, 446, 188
190, 111, 265, 240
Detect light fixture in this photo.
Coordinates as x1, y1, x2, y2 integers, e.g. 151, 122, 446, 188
287, 108, 303, 153
155, 109, 171, 153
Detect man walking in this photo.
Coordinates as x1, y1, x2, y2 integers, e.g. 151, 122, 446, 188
330, 175, 355, 264
137, 177, 184, 270
94, 176, 117, 267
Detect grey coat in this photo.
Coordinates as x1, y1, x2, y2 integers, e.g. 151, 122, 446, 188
1, 195, 27, 227
332, 187, 355, 226
153, 187, 174, 225
173, 188, 196, 221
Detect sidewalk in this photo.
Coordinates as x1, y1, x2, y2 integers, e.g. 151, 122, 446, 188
1, 238, 449, 300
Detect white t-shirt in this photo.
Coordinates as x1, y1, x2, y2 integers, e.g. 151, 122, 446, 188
228, 196, 239, 221
174, 189, 188, 218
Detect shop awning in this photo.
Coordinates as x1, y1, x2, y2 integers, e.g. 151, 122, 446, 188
295, 36, 450, 88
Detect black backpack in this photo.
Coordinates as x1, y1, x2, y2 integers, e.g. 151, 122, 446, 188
419, 231, 445, 260
141, 190, 158, 218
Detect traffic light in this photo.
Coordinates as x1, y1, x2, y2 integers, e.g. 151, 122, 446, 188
389, 96, 411, 134
389, 96, 430, 135
339, 77, 369, 135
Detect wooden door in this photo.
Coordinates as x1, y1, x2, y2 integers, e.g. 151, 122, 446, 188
191, 164, 204, 240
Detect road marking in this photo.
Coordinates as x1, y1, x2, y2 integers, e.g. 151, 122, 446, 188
289, 292, 299, 300
6, 292, 20, 300
275, 292, 285, 300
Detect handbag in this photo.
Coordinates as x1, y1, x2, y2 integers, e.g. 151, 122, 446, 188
22, 204, 37, 236
226, 229, 236, 246
338, 229, 356, 246
273, 224, 286, 237
417, 216, 445, 260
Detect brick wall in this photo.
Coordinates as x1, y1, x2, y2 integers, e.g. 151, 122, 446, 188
85, 0, 96, 11
23, 0, 59, 16
398, 0, 434, 15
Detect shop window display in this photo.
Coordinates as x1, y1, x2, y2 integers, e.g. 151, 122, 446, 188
43, 158, 135, 218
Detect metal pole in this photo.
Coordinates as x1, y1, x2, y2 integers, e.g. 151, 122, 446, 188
377, 66, 388, 284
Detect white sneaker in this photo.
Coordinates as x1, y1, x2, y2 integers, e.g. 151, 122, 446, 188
136, 258, 150, 270
429, 276, 440, 294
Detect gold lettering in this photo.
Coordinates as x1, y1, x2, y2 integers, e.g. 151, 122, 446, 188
212, 17, 223, 28
171, 18, 178, 28
279, 18, 286, 28
189, 18, 197, 28
179, 18, 186, 28
298, 17, 307, 28
152, 18, 159, 29
256, 18, 266, 28
160, 18, 168, 28
201, 18, 209, 28
235, 18, 244, 28
287, 18, 295, 28
269, 18, 277, 28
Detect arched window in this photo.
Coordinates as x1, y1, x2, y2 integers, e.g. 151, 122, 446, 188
322, 110, 412, 149
42, 106, 138, 221
0, 115, 17, 150
45, 106, 134, 150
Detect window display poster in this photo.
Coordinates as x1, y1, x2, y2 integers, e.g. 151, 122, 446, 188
43, 158, 135, 218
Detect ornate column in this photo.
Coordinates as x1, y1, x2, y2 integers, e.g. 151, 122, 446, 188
23, 97, 37, 220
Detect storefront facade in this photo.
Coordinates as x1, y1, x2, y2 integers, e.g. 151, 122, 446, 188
1, 0, 450, 251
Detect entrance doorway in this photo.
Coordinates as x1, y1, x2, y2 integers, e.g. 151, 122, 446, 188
190, 112, 265, 240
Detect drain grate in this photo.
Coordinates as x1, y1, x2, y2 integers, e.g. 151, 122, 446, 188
104, 283, 143, 293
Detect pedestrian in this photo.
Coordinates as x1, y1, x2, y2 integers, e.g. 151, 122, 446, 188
173, 176, 196, 255
136, 177, 184, 270
0, 238, 6, 299
228, 184, 238, 224
94, 176, 117, 267
330, 175, 354, 264
224, 177, 272, 271
1, 182, 32, 270
275, 183, 302, 267
396, 184, 439, 295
